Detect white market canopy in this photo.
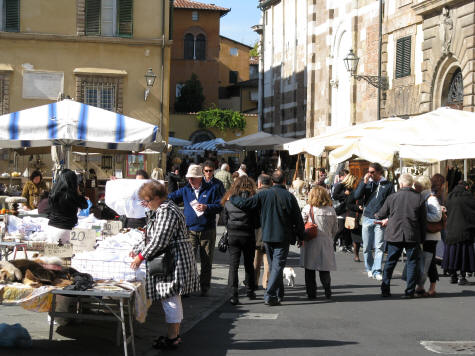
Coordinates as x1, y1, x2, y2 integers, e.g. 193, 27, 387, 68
283, 117, 406, 158
0, 99, 161, 151
328, 107, 475, 167
220, 131, 294, 150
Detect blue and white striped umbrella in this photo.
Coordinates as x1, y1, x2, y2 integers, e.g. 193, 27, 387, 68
178, 138, 236, 154
0, 99, 160, 151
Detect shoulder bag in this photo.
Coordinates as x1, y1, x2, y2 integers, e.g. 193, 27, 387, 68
304, 206, 318, 241
344, 216, 356, 230
218, 230, 229, 253
148, 246, 174, 277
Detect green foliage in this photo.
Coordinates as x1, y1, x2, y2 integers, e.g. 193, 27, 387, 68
197, 107, 246, 131
174, 73, 205, 113
249, 41, 259, 57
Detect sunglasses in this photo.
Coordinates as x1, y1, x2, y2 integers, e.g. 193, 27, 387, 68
204, 169, 214, 173
368, 170, 376, 174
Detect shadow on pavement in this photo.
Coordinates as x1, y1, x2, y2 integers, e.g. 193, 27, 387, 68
226, 339, 358, 350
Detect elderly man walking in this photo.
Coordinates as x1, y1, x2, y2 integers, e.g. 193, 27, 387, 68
375, 173, 426, 298
168, 164, 224, 296
230, 169, 304, 306
215, 163, 233, 191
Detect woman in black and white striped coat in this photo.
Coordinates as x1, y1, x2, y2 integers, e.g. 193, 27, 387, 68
130, 180, 199, 350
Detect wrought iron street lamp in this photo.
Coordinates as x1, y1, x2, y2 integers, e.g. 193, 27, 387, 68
344, 49, 388, 90
144, 68, 157, 101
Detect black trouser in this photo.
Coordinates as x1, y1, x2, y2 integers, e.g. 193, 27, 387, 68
304, 269, 331, 297
334, 218, 351, 249
423, 240, 439, 283
228, 235, 256, 296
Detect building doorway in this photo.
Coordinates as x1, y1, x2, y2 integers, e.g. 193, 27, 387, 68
441, 67, 463, 110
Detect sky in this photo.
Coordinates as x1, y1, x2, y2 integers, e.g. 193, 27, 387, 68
211, 0, 261, 46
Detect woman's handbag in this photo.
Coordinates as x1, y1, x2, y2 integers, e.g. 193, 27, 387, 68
218, 230, 229, 253
148, 247, 174, 277
303, 206, 318, 241
426, 211, 447, 233
344, 216, 356, 230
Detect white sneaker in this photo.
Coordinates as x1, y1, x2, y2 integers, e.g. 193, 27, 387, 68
367, 271, 373, 278
375, 274, 383, 281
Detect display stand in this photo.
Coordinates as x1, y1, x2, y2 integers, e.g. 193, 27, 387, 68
48, 288, 136, 356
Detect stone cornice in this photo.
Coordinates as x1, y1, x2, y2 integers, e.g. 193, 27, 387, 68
259, 0, 281, 10
0, 32, 173, 46
412, 0, 473, 17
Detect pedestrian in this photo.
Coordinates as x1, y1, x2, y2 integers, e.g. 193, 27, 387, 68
168, 164, 223, 296
222, 176, 259, 305
130, 180, 200, 350
442, 181, 475, 285
135, 169, 149, 180
300, 186, 337, 299
375, 173, 426, 298
414, 175, 442, 297
331, 171, 356, 252
353, 162, 394, 280
230, 169, 305, 306
237, 164, 247, 177
253, 174, 271, 290
215, 163, 233, 191
345, 191, 363, 262
47, 169, 89, 244
21, 170, 48, 210
167, 164, 182, 193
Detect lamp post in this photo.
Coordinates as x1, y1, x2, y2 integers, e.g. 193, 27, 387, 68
343, 49, 388, 90
144, 68, 157, 101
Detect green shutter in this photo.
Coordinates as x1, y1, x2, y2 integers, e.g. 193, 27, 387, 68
117, 0, 133, 37
395, 36, 411, 79
5, 0, 19, 32
86, 0, 101, 36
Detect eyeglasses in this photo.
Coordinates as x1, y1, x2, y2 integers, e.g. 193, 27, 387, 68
204, 169, 214, 173
142, 199, 151, 204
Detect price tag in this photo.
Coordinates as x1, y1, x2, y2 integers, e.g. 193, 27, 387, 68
44, 243, 74, 258
103, 220, 122, 236
70, 228, 96, 253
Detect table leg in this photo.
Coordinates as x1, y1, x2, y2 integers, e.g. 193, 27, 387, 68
23, 246, 28, 259
127, 299, 136, 356
119, 298, 128, 356
13, 246, 17, 259
49, 294, 57, 341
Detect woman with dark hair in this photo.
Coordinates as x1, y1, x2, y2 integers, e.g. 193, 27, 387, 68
135, 169, 149, 180
442, 181, 475, 285
222, 176, 259, 305
21, 170, 47, 210
47, 169, 88, 243
130, 180, 199, 350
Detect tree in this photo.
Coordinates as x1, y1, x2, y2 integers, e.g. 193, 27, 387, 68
249, 41, 259, 58
174, 73, 205, 113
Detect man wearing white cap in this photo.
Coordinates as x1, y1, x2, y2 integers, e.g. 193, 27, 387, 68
168, 164, 224, 296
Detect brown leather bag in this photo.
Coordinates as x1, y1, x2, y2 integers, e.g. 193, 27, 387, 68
304, 206, 318, 241
426, 211, 447, 233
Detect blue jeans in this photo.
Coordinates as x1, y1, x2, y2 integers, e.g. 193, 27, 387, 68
382, 242, 420, 296
264, 242, 289, 303
361, 216, 385, 276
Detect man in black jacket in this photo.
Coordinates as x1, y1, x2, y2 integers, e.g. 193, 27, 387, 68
353, 162, 394, 280
375, 173, 426, 298
230, 169, 304, 306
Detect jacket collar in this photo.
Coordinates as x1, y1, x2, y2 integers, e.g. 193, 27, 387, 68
272, 184, 287, 190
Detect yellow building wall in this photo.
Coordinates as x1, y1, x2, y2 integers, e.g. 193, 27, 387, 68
219, 37, 251, 86
170, 114, 258, 143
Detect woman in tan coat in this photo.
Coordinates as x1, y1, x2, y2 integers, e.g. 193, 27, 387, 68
300, 186, 337, 299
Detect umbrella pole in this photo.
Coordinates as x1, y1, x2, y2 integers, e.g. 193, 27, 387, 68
64, 145, 71, 169
293, 154, 301, 181
464, 159, 468, 181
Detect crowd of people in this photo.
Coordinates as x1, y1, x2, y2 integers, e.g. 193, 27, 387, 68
122, 159, 475, 350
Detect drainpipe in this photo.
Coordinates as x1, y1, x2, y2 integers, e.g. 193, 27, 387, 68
158, 0, 168, 169
377, 0, 382, 120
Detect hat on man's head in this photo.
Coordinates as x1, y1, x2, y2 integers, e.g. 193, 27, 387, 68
186, 164, 203, 178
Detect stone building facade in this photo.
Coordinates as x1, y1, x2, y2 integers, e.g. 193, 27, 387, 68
258, 0, 474, 143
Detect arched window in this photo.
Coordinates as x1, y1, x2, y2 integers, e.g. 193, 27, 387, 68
184, 33, 194, 59
447, 68, 463, 109
195, 34, 206, 60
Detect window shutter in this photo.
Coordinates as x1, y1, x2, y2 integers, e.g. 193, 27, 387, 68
184, 34, 194, 59
5, 0, 19, 32
86, 0, 101, 36
195, 34, 206, 60
395, 36, 411, 78
117, 0, 133, 37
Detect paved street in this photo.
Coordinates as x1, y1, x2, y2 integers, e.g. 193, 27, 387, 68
1, 237, 475, 355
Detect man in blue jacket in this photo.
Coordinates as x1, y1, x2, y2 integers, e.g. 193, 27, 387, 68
353, 162, 394, 280
230, 169, 304, 306
168, 163, 224, 296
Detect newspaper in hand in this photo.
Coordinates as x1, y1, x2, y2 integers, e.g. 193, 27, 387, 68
189, 199, 204, 217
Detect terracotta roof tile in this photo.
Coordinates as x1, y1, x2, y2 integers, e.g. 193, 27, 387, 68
174, 0, 230, 13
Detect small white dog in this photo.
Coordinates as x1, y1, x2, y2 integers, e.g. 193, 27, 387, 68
283, 267, 296, 287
